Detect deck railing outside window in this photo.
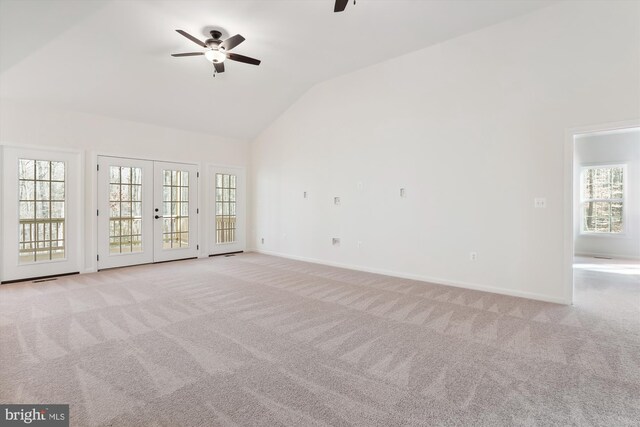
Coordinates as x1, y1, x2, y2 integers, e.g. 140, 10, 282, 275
19, 218, 65, 263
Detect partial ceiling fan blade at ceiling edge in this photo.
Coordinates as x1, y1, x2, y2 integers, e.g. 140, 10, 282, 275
171, 52, 204, 57
214, 62, 225, 73
226, 53, 261, 66
176, 30, 207, 47
220, 34, 245, 51
334, 0, 348, 12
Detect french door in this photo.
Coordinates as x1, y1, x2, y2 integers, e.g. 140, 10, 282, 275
153, 161, 199, 262
97, 156, 198, 269
1, 147, 82, 282
209, 165, 245, 255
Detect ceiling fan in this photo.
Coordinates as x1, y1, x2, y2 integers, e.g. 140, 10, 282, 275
334, 0, 356, 12
171, 29, 261, 75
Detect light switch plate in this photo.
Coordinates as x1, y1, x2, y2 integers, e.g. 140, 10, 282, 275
534, 197, 546, 208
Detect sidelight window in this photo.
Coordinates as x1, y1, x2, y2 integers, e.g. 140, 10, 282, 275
215, 173, 237, 243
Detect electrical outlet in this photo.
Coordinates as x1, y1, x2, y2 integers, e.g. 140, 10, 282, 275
334, 197, 341, 205
261, 238, 264, 244
303, 191, 307, 198
332, 238, 340, 246
534, 197, 546, 208
400, 188, 406, 198
469, 252, 478, 261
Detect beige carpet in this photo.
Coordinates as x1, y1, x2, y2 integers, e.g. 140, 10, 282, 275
1, 253, 639, 426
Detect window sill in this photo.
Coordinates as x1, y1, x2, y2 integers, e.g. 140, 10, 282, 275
579, 232, 630, 239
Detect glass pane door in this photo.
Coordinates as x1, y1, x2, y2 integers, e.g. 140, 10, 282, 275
97, 156, 154, 269
98, 158, 198, 269
153, 162, 198, 262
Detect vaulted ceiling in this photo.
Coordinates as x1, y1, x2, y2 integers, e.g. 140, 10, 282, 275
0, 0, 558, 140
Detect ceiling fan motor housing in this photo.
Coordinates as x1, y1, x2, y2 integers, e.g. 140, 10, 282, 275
206, 39, 222, 49
206, 30, 223, 49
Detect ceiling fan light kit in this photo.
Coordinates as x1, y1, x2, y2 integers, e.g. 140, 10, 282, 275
204, 50, 226, 63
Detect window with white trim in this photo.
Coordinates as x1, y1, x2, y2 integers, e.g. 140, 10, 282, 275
581, 165, 624, 233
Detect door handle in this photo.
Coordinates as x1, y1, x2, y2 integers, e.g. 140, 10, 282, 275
155, 215, 163, 219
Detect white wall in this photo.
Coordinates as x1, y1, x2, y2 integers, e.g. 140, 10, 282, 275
0, 102, 248, 278
249, 0, 640, 304
574, 129, 640, 259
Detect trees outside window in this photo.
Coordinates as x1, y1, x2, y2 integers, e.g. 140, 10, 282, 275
581, 165, 624, 233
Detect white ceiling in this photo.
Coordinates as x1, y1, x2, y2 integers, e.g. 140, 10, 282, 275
0, 0, 558, 140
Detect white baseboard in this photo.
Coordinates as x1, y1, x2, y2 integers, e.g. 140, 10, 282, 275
251, 249, 569, 305
575, 252, 640, 260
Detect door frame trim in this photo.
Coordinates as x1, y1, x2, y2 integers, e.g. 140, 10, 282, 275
563, 118, 640, 305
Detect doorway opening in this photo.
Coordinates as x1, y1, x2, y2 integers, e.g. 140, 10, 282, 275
568, 124, 640, 306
